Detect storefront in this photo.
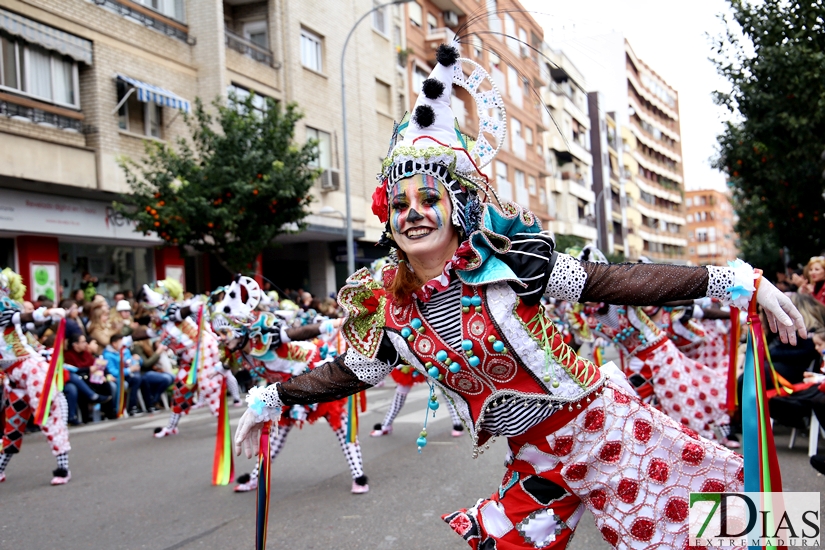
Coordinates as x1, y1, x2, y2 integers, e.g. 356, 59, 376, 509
0, 188, 184, 302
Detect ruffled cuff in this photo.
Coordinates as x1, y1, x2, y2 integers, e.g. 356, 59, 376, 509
545, 253, 587, 302
32, 307, 48, 324
706, 259, 757, 310
245, 384, 282, 423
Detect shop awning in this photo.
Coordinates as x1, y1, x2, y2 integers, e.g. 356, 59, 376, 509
0, 8, 93, 65
116, 74, 190, 113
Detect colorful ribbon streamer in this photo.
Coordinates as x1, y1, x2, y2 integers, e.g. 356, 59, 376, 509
187, 307, 205, 386
34, 319, 65, 426
211, 377, 234, 485
592, 345, 604, 367
346, 393, 360, 444
255, 421, 272, 550
741, 279, 784, 550
726, 307, 741, 414
117, 347, 127, 418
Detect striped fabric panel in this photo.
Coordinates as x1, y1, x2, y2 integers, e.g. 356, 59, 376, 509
418, 278, 463, 349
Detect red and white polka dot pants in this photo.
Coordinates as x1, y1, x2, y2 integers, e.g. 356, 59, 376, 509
443, 382, 744, 549
2, 357, 70, 456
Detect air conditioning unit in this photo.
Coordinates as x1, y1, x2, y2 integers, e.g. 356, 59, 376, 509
319, 168, 340, 192
443, 10, 459, 28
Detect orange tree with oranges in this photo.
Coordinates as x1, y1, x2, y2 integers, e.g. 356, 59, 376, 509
116, 93, 318, 273
713, 0, 825, 273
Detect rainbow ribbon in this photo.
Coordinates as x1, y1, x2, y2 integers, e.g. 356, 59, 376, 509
117, 347, 127, 418
211, 377, 234, 485
187, 307, 205, 386
346, 393, 359, 444
255, 421, 272, 550
726, 307, 741, 414
34, 319, 65, 426
592, 345, 604, 367
741, 280, 784, 550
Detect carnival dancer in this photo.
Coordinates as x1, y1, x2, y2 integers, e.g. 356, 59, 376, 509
0, 268, 71, 485
235, 43, 805, 548
214, 276, 369, 494
139, 280, 226, 438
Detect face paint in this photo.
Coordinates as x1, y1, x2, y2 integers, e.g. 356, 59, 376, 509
389, 175, 454, 251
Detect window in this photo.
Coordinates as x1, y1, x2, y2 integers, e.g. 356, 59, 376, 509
685, 197, 692, 207
0, 38, 79, 108
300, 29, 323, 73
409, 2, 423, 27
227, 83, 269, 117
306, 126, 332, 170
507, 65, 522, 107
511, 117, 522, 139
489, 50, 501, 71
243, 21, 268, 49
518, 28, 528, 56
472, 36, 483, 58
496, 160, 511, 200
412, 65, 429, 92
134, 0, 185, 22
525, 126, 533, 145
504, 14, 517, 53
375, 79, 391, 113
515, 170, 527, 205
528, 175, 537, 195
486, 0, 501, 34
427, 13, 438, 33
117, 80, 164, 138
373, 2, 387, 34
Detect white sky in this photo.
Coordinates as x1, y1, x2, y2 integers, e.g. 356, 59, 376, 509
519, 0, 733, 191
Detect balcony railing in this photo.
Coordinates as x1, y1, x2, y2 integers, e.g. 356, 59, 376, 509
0, 92, 84, 132
93, 0, 188, 42
225, 30, 274, 66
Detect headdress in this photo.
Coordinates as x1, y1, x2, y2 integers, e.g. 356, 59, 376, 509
578, 245, 609, 264
373, 40, 507, 246
0, 268, 26, 302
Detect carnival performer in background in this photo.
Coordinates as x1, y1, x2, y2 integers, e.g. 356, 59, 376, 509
139, 279, 226, 438
0, 268, 71, 485
235, 42, 804, 548
214, 276, 369, 494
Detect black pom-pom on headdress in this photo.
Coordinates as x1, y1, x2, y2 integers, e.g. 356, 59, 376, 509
413, 104, 435, 128
436, 44, 460, 66
422, 78, 445, 100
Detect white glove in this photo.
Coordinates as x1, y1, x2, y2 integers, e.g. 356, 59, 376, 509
234, 408, 264, 459
49, 307, 66, 320
756, 279, 807, 345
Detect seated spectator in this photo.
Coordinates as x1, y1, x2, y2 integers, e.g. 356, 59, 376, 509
102, 333, 142, 415
116, 300, 134, 335
60, 299, 87, 339
132, 338, 174, 411
63, 334, 115, 422
87, 300, 116, 348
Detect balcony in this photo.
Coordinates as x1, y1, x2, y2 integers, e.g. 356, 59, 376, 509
512, 134, 526, 160
0, 92, 84, 133
225, 29, 275, 67
424, 27, 457, 64
93, 0, 189, 42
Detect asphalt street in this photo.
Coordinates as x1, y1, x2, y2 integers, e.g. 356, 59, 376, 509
2, 381, 824, 550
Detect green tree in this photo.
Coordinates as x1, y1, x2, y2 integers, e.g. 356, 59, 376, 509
554, 234, 587, 255
116, 94, 318, 273
713, 0, 825, 273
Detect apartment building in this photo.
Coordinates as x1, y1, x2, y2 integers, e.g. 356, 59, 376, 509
685, 189, 738, 266
402, 0, 549, 224
0, 0, 398, 300
540, 46, 596, 245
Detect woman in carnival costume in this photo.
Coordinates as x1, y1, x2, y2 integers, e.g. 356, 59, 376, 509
0, 268, 71, 485
138, 279, 226, 438
214, 276, 370, 494
235, 43, 804, 548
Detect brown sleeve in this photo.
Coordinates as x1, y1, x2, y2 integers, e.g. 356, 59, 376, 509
19, 312, 35, 323
285, 323, 322, 342
277, 352, 371, 406
702, 307, 731, 320
579, 262, 710, 306
131, 327, 151, 341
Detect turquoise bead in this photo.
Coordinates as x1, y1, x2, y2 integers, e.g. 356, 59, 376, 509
492, 341, 505, 353
416, 436, 428, 448
436, 350, 448, 362
460, 296, 472, 306
401, 327, 411, 338
427, 366, 440, 378
410, 318, 422, 329
448, 363, 461, 373
461, 340, 473, 351
428, 400, 439, 410
468, 356, 480, 367
471, 296, 482, 306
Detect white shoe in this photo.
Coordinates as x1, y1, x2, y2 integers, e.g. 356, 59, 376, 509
351, 480, 369, 494
370, 424, 392, 437
51, 471, 71, 485
153, 427, 179, 438
0, 473, 5, 483
234, 478, 258, 492
451, 428, 464, 438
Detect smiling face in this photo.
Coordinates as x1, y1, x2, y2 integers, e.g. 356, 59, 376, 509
389, 175, 455, 257
810, 261, 825, 283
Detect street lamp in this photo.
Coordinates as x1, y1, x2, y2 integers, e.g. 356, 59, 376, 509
341, 0, 414, 276
318, 206, 346, 226
594, 187, 606, 251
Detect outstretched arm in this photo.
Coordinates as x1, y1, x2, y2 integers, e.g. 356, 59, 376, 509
545, 254, 805, 345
